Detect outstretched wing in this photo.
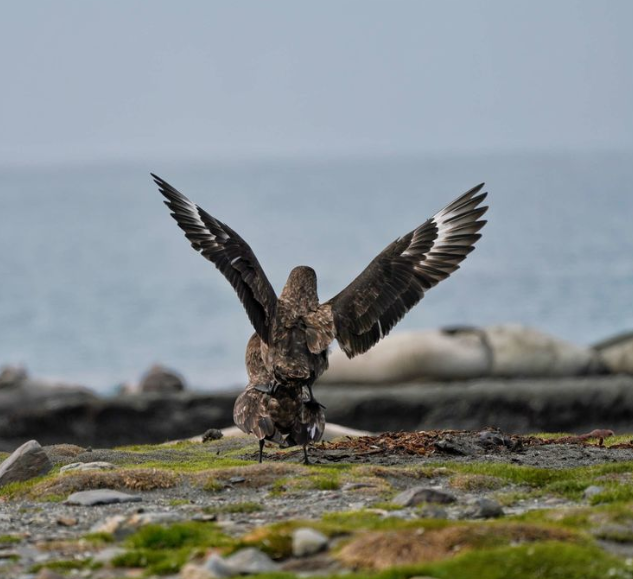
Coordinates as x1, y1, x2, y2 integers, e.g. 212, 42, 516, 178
152, 174, 277, 344
327, 183, 488, 358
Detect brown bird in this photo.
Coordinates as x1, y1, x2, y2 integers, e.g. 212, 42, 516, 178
153, 174, 488, 458
233, 333, 325, 463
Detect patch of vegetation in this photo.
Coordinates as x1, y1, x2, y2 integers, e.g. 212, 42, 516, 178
31, 468, 179, 500
449, 474, 505, 491
0, 534, 21, 544
417, 540, 632, 579
113, 521, 234, 575
337, 523, 579, 570
83, 532, 115, 544
31, 559, 100, 573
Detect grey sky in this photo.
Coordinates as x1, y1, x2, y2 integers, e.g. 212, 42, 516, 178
1, 1, 632, 165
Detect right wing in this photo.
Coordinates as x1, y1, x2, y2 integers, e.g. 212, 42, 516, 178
327, 183, 488, 358
152, 174, 277, 344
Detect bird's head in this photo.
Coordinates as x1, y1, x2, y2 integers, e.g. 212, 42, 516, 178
280, 266, 319, 308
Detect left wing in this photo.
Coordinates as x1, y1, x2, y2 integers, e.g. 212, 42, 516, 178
152, 174, 278, 344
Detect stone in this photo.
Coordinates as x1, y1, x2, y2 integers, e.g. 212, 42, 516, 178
65, 489, 141, 506
0, 440, 52, 487
91, 511, 181, 537
60, 461, 116, 473
392, 486, 456, 507
583, 485, 604, 499
56, 516, 77, 527
222, 548, 278, 573
463, 497, 504, 519
292, 527, 329, 557
0, 365, 28, 388
202, 428, 223, 442
138, 364, 186, 393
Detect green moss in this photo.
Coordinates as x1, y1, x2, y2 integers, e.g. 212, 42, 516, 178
0, 475, 51, 500
0, 534, 21, 544
31, 559, 100, 573
127, 522, 231, 550
417, 541, 631, 579
83, 532, 115, 544
202, 478, 224, 492
113, 521, 234, 575
590, 484, 633, 505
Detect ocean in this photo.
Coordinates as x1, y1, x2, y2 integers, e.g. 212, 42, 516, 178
1, 151, 631, 393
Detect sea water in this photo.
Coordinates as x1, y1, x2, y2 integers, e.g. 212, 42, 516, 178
0, 152, 631, 392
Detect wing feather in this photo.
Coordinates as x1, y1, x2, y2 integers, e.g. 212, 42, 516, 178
152, 174, 277, 343
328, 183, 488, 358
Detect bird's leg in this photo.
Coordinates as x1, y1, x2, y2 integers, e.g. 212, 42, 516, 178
306, 384, 326, 409
303, 444, 310, 465
258, 439, 265, 464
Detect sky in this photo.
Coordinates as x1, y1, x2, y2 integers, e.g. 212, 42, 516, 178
1, 1, 632, 166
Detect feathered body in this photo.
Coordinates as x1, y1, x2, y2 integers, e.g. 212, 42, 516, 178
233, 333, 325, 463
153, 174, 488, 462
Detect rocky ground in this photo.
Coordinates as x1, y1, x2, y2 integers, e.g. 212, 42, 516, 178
4, 430, 633, 578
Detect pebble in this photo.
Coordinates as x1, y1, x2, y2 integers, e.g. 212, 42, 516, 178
55, 516, 77, 527
584, 485, 604, 499
192, 548, 279, 577
91, 511, 182, 537
222, 548, 278, 573
228, 476, 246, 484
0, 440, 52, 487
59, 462, 116, 473
392, 486, 457, 507
64, 489, 142, 506
463, 497, 504, 519
292, 527, 329, 557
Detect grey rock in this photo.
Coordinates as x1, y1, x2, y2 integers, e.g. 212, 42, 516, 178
0, 440, 52, 487
138, 364, 186, 393
584, 485, 604, 499
464, 497, 504, 519
393, 486, 456, 507
292, 527, 329, 557
202, 429, 223, 442
203, 554, 235, 578
221, 548, 279, 573
0, 365, 28, 388
65, 489, 142, 506
417, 505, 448, 519
60, 461, 116, 473
228, 476, 246, 484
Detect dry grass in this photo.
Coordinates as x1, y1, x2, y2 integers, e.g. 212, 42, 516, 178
449, 474, 505, 491
193, 463, 307, 490
337, 523, 577, 570
33, 468, 179, 497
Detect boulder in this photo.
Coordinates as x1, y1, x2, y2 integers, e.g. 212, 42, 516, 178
594, 331, 633, 374
65, 489, 142, 506
392, 486, 456, 507
292, 527, 329, 557
320, 329, 491, 385
0, 440, 52, 487
137, 364, 186, 393
0, 365, 28, 388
